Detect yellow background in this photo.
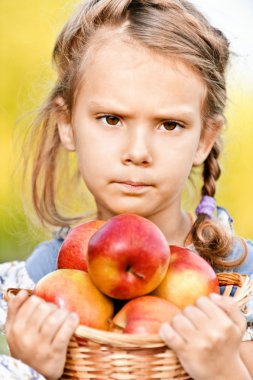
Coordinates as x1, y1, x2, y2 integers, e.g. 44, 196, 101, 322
0, 0, 253, 266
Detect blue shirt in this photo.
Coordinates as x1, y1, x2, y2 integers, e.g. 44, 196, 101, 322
26, 238, 63, 283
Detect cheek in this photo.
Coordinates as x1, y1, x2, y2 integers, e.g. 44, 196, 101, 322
75, 130, 110, 163
158, 143, 199, 188
161, 140, 199, 169
75, 140, 114, 188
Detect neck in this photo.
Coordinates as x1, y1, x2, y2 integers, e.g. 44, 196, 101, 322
147, 206, 193, 246
96, 202, 193, 246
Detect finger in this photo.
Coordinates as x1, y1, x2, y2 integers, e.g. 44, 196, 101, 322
39, 308, 75, 343
209, 293, 246, 335
7, 290, 30, 314
52, 312, 79, 350
159, 322, 186, 352
182, 305, 209, 331
14, 295, 48, 331
6, 290, 31, 329
196, 295, 245, 337
195, 295, 227, 321
170, 313, 198, 342
26, 301, 58, 333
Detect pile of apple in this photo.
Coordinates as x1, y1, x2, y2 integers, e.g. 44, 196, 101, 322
34, 214, 219, 334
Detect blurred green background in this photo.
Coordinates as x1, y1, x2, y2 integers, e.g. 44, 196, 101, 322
1, 0, 78, 266
0, 0, 253, 355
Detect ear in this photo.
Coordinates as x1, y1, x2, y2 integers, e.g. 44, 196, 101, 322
55, 97, 76, 151
193, 115, 224, 166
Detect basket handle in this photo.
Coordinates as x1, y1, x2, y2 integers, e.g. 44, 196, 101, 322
3, 288, 33, 302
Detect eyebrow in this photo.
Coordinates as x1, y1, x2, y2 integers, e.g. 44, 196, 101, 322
87, 100, 196, 121
88, 100, 130, 114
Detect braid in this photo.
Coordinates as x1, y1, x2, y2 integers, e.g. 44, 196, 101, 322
202, 139, 221, 197
189, 139, 246, 269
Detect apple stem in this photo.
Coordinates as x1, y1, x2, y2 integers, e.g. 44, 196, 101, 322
132, 271, 145, 279
126, 266, 145, 279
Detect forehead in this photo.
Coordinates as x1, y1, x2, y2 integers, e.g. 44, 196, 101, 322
75, 32, 206, 113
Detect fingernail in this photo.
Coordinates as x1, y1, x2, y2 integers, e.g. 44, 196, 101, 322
210, 292, 221, 301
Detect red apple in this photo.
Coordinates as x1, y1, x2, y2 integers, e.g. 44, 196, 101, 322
87, 214, 170, 299
153, 245, 219, 309
123, 319, 161, 334
111, 295, 180, 334
57, 220, 105, 271
33, 269, 114, 330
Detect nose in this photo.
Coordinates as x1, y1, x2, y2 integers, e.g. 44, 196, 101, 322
121, 127, 153, 166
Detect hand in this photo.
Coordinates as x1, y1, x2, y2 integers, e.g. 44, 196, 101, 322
159, 293, 249, 380
5, 290, 79, 380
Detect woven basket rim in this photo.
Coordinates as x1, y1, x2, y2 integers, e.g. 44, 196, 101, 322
74, 324, 167, 348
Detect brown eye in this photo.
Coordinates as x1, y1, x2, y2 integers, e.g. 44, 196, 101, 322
103, 115, 120, 126
159, 121, 183, 131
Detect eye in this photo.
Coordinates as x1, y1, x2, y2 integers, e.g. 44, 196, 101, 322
99, 114, 122, 126
158, 121, 184, 131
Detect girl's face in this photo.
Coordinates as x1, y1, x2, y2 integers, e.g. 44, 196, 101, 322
59, 37, 217, 222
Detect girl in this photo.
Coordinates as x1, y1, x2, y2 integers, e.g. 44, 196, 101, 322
1, 0, 253, 379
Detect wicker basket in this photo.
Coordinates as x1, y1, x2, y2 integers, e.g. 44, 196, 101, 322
4, 272, 253, 380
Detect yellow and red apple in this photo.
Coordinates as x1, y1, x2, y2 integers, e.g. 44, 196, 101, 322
33, 269, 114, 330
111, 295, 180, 334
153, 245, 219, 309
57, 220, 105, 271
87, 214, 170, 299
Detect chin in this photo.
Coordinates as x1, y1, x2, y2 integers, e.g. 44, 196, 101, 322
106, 202, 154, 218
95, 192, 159, 219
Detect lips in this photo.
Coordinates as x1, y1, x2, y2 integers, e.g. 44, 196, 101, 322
114, 180, 152, 194
121, 181, 149, 187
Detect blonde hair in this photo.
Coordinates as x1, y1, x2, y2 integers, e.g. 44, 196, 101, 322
27, 0, 242, 268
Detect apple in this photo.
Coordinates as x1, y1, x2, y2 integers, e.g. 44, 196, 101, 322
111, 295, 180, 334
57, 220, 105, 271
33, 269, 114, 330
153, 245, 219, 309
87, 214, 170, 299
123, 319, 161, 334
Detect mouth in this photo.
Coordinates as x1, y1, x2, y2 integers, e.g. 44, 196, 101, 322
114, 181, 152, 194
